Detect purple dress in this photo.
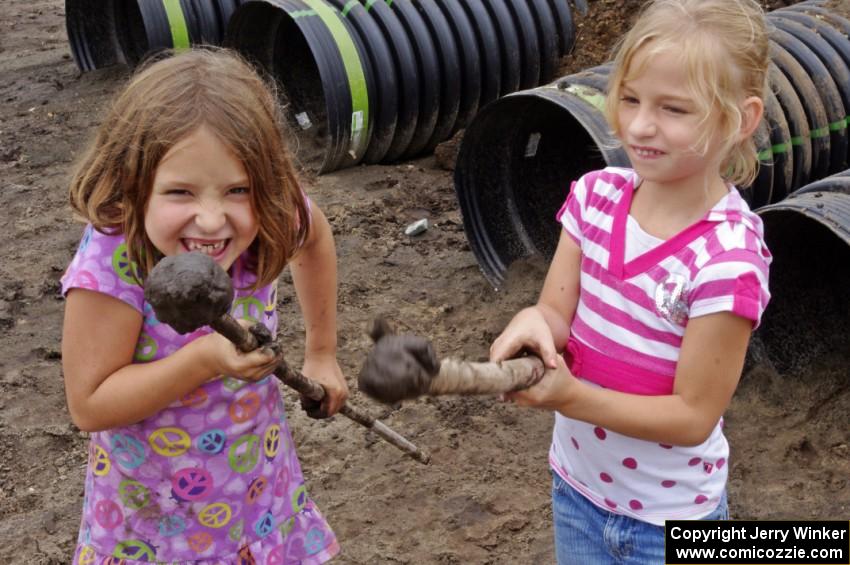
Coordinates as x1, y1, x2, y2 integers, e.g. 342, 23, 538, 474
62, 225, 339, 564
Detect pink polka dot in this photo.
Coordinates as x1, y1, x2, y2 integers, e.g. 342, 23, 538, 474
694, 494, 708, 504
604, 498, 617, 509
599, 472, 613, 483
688, 457, 702, 466
659, 443, 673, 449
571, 437, 579, 450
661, 480, 676, 488
594, 427, 607, 440
716, 458, 726, 469
629, 499, 643, 510
622, 457, 638, 469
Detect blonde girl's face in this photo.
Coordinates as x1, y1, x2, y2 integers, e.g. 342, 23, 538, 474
145, 125, 259, 271
617, 47, 726, 188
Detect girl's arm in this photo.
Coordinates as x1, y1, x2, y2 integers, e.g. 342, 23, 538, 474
490, 230, 581, 368
289, 202, 349, 416
507, 310, 753, 446
62, 289, 279, 432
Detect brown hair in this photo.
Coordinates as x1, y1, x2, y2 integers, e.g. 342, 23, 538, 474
68, 47, 310, 287
605, 0, 769, 187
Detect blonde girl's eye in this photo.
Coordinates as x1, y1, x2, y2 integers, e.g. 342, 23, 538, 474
663, 104, 689, 115
620, 95, 639, 105
163, 188, 192, 196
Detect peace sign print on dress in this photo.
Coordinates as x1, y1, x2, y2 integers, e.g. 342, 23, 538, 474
180, 387, 208, 409
93, 499, 123, 530
148, 427, 191, 457
232, 296, 264, 324
197, 428, 227, 455
253, 510, 276, 538
246, 476, 268, 505
198, 502, 233, 529
263, 424, 281, 460
110, 434, 146, 470
187, 531, 213, 554
112, 539, 156, 561
91, 444, 111, 477
158, 514, 187, 538
75, 545, 96, 565
134, 333, 158, 362
117, 479, 150, 510
229, 391, 262, 424
171, 467, 214, 502
111, 244, 140, 286
228, 434, 260, 474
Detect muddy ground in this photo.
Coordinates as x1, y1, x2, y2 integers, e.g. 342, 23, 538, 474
0, 1, 847, 563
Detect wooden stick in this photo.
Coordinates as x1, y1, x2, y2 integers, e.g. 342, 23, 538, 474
427, 356, 545, 397
358, 325, 546, 404
211, 315, 431, 464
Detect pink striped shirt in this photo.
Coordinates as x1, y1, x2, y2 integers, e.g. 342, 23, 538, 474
550, 167, 771, 524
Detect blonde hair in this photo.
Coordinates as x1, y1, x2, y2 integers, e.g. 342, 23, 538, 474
605, 0, 769, 187
69, 47, 310, 288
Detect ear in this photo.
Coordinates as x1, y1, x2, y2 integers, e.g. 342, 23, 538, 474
738, 96, 764, 140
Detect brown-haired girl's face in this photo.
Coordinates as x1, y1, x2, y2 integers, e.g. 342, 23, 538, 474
144, 125, 259, 270
617, 47, 725, 188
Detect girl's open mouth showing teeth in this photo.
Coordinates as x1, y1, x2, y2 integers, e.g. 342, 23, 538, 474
632, 146, 664, 158
183, 239, 228, 256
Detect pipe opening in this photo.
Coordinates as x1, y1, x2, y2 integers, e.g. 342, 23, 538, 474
273, 18, 329, 169
757, 208, 850, 375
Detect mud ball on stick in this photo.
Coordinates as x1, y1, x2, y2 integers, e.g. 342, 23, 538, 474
144, 252, 233, 334
358, 318, 442, 404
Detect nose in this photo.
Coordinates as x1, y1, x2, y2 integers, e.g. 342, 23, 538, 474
194, 198, 227, 233
628, 106, 656, 138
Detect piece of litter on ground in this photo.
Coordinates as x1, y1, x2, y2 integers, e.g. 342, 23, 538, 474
404, 218, 429, 236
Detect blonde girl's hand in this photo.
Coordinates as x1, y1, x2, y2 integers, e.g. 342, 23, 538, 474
197, 327, 280, 383
300, 353, 349, 418
503, 354, 577, 410
489, 306, 560, 369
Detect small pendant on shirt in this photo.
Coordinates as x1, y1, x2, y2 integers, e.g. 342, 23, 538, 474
655, 273, 689, 324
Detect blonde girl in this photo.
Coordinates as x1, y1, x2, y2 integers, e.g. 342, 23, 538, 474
62, 48, 346, 563
490, 1, 772, 563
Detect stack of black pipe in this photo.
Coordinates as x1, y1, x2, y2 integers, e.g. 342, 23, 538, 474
65, 0, 242, 71
225, 0, 587, 172
65, 0, 587, 173
454, 0, 850, 287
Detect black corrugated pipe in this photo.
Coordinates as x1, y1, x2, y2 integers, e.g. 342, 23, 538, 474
66, 0, 241, 71
226, 0, 371, 173
454, 2, 850, 287
754, 171, 850, 375
223, 0, 582, 171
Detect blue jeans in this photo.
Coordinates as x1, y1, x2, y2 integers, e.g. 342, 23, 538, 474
552, 472, 728, 565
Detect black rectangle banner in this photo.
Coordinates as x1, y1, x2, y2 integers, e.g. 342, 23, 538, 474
665, 520, 849, 564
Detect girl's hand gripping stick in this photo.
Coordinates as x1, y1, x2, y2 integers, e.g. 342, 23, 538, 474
358, 319, 546, 404
145, 253, 430, 464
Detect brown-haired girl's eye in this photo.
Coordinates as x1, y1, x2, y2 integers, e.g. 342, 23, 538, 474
229, 187, 250, 195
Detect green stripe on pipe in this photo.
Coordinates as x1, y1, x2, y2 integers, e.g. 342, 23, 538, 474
341, 0, 358, 17
771, 142, 789, 154
790, 136, 804, 146
385, 0, 394, 6
290, 9, 318, 18
162, 0, 190, 50
364, 0, 377, 10
301, 0, 370, 159
829, 119, 847, 132
564, 84, 606, 114
810, 126, 830, 139
757, 149, 772, 161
